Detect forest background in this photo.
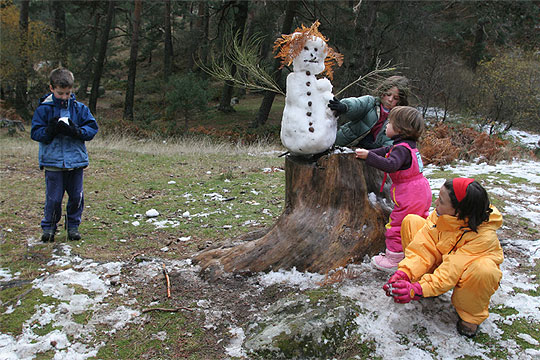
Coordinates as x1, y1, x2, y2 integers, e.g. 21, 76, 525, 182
1, 0, 540, 163
1, 1, 540, 358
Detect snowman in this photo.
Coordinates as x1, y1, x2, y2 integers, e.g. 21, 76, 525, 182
274, 21, 343, 156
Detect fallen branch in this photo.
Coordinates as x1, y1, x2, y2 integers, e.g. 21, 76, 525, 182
142, 306, 194, 313
335, 59, 396, 97
163, 263, 171, 298
130, 252, 143, 262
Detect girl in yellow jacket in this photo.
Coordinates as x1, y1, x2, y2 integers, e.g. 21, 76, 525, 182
383, 178, 504, 338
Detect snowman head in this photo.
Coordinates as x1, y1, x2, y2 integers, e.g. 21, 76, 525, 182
292, 35, 327, 74
274, 21, 343, 80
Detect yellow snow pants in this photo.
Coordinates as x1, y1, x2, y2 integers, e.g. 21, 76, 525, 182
400, 215, 502, 325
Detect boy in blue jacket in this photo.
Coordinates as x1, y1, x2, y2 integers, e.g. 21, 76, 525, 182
31, 68, 99, 242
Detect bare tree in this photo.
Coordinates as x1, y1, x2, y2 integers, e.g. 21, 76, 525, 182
15, 0, 29, 120
77, 3, 100, 99
89, 0, 115, 114
217, 1, 249, 113
123, 0, 143, 121
252, 0, 298, 128
52, 0, 67, 66
163, 0, 173, 82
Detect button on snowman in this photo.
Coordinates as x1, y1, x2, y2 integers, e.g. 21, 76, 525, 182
274, 21, 343, 156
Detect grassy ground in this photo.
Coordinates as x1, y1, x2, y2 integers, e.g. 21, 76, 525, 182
1, 107, 539, 358
0, 135, 282, 359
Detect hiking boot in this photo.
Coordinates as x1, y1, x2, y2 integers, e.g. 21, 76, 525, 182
457, 318, 479, 338
68, 228, 81, 241
41, 229, 55, 243
371, 249, 404, 273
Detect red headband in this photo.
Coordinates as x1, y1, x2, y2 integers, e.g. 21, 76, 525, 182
453, 178, 475, 202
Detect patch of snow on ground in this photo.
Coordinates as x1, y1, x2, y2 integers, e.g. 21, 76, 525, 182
225, 327, 247, 358
506, 129, 540, 149
257, 267, 325, 291
425, 159, 540, 227
0, 245, 141, 360
0, 268, 15, 282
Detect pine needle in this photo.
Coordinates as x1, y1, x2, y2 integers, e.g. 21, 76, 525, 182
196, 29, 285, 95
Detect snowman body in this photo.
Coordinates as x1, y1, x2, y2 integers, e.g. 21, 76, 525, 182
280, 36, 337, 155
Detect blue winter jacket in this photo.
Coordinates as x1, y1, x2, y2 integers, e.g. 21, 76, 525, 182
30, 93, 98, 169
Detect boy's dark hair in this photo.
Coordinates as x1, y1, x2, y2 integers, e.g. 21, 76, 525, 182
375, 75, 409, 106
49, 67, 74, 88
443, 179, 492, 232
389, 106, 424, 140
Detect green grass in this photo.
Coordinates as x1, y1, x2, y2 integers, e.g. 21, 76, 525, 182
0, 285, 62, 336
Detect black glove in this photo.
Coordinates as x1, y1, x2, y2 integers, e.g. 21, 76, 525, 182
328, 97, 347, 115
45, 117, 60, 138
57, 119, 82, 139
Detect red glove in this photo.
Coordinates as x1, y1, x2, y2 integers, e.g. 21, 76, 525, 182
389, 280, 423, 303
383, 270, 410, 296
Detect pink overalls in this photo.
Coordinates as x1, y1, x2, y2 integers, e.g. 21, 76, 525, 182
383, 143, 432, 252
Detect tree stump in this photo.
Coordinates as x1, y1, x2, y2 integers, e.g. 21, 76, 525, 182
194, 152, 393, 276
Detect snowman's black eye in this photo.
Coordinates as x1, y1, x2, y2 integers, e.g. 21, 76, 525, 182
314, 48, 318, 52
304, 46, 309, 51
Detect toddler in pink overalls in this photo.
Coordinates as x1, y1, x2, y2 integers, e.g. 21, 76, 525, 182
355, 106, 432, 272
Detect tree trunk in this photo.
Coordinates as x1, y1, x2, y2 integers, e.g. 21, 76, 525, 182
15, 0, 29, 121
217, 1, 249, 113
53, 0, 67, 66
163, 0, 173, 82
469, 18, 487, 71
252, 0, 297, 128
195, 1, 210, 68
123, 0, 143, 121
77, 5, 100, 99
194, 153, 392, 278
89, 0, 115, 114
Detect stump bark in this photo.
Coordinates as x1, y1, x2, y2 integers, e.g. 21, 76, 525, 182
194, 152, 393, 276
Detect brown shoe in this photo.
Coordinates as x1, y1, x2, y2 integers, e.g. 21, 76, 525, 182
457, 318, 479, 338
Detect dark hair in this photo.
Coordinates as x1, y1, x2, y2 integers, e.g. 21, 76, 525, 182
443, 179, 492, 232
49, 67, 74, 88
375, 75, 409, 106
389, 106, 424, 140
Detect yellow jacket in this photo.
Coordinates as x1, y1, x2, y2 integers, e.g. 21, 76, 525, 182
399, 207, 504, 297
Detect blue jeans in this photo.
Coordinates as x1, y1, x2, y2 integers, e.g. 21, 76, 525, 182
41, 168, 84, 231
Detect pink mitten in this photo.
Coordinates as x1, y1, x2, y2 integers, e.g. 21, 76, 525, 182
389, 280, 422, 303
383, 270, 410, 296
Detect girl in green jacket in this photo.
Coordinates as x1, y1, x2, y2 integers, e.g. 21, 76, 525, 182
329, 75, 410, 148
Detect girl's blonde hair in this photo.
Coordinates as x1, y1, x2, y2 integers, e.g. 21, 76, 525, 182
389, 106, 424, 140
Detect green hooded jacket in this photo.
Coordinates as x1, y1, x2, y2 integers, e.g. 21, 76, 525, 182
334, 95, 393, 148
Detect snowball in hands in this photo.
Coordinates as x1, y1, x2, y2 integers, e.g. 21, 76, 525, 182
280, 36, 337, 155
